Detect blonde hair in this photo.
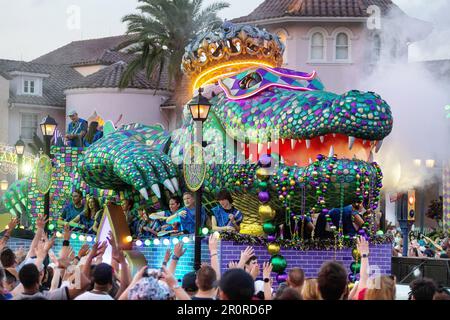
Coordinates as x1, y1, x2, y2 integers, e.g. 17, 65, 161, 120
302, 278, 321, 300
365, 276, 396, 300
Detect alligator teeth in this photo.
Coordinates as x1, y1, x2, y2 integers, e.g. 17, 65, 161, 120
267, 142, 271, 150
150, 184, 161, 199
258, 143, 263, 154
348, 136, 355, 150
362, 140, 367, 145
280, 156, 285, 164
240, 142, 245, 149
291, 139, 297, 150
163, 179, 175, 194
332, 133, 336, 138
329, 145, 334, 158
305, 139, 311, 149
170, 177, 179, 192
368, 151, 374, 162
375, 140, 383, 153
139, 188, 149, 200
281, 139, 285, 144
294, 162, 298, 166
320, 136, 325, 143
309, 158, 313, 164
249, 154, 254, 162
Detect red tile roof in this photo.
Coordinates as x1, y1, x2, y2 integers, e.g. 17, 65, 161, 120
232, 0, 402, 23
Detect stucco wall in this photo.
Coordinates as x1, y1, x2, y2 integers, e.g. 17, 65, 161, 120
0, 75, 9, 144
267, 22, 406, 94
8, 105, 65, 146
65, 88, 172, 129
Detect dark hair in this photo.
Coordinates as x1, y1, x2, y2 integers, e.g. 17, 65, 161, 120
245, 256, 257, 266
73, 189, 83, 197
0, 248, 16, 268
183, 192, 194, 198
219, 269, 254, 300
216, 190, 233, 204
93, 263, 113, 286
0, 267, 4, 285
19, 264, 40, 289
196, 266, 217, 291
84, 121, 99, 144
274, 287, 303, 300
317, 261, 348, 300
434, 286, 450, 300
84, 196, 100, 219
169, 196, 181, 205
410, 278, 437, 300
288, 267, 305, 288
182, 272, 198, 293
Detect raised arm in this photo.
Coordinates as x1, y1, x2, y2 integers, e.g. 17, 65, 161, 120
107, 231, 131, 299
262, 262, 273, 300
118, 266, 147, 300
208, 233, 220, 280
168, 242, 187, 275
237, 246, 254, 269
354, 236, 370, 296
161, 266, 191, 300
0, 217, 19, 252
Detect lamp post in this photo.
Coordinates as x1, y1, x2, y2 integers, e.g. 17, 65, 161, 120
187, 87, 211, 271
40, 115, 57, 232
15, 138, 25, 180
396, 193, 410, 257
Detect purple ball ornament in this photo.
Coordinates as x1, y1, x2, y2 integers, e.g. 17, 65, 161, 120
267, 235, 276, 242
276, 272, 288, 283
258, 154, 272, 168
258, 191, 270, 203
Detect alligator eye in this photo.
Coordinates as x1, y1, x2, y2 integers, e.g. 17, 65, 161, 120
239, 72, 262, 89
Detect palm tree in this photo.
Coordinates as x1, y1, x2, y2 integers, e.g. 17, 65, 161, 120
118, 0, 229, 102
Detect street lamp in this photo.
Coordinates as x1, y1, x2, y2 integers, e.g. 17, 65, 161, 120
187, 87, 211, 271
40, 115, 57, 232
0, 179, 8, 191
15, 138, 25, 180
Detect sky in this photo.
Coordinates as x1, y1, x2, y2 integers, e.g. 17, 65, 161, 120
0, 0, 448, 62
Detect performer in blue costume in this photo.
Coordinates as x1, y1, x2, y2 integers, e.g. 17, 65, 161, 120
167, 192, 206, 234
211, 190, 242, 232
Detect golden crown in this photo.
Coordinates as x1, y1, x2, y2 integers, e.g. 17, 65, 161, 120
182, 22, 285, 92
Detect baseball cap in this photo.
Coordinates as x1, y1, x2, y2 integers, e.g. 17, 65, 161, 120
67, 110, 77, 116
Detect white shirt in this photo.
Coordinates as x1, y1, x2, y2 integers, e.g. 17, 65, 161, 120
74, 291, 114, 300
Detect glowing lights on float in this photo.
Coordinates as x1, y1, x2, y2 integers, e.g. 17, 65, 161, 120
172, 238, 179, 245
78, 235, 85, 241
144, 239, 151, 246
71, 233, 77, 240
192, 60, 275, 92
163, 238, 170, 246
201, 227, 209, 235
153, 239, 161, 246
56, 231, 62, 238
125, 236, 133, 243
182, 236, 190, 244
86, 236, 93, 242
135, 240, 143, 247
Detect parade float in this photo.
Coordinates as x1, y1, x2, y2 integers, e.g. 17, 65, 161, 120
2, 22, 394, 281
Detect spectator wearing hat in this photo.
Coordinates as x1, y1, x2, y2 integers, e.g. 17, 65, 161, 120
66, 110, 88, 148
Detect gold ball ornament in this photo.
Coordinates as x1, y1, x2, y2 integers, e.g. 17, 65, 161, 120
259, 205, 276, 221
352, 248, 361, 260
256, 168, 271, 180
267, 243, 281, 255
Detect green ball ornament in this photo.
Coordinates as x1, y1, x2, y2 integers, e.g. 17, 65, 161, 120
258, 181, 268, 189
270, 255, 287, 273
263, 221, 277, 234
376, 230, 384, 236
350, 261, 361, 274
352, 248, 361, 260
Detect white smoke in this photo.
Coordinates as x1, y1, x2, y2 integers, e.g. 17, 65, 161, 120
358, 5, 450, 192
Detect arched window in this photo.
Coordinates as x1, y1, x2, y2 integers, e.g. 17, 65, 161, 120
373, 34, 381, 62
310, 32, 325, 61
335, 32, 349, 60
276, 29, 289, 65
